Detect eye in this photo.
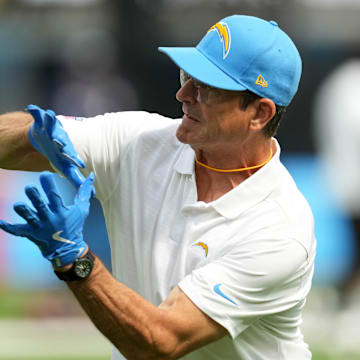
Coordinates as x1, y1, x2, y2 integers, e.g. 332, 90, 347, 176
192, 78, 209, 89
180, 69, 191, 87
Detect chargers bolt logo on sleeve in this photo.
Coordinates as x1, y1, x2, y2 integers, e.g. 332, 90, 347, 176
207, 22, 231, 59
193, 242, 209, 257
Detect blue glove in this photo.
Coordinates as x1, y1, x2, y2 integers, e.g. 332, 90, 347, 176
27, 104, 86, 189
0, 171, 95, 268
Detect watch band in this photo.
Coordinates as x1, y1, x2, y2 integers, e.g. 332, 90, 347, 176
54, 251, 95, 282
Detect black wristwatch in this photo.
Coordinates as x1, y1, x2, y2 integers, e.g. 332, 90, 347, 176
54, 251, 95, 281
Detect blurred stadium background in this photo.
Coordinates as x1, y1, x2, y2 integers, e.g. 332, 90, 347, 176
0, 0, 360, 359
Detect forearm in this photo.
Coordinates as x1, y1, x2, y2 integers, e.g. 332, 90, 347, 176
67, 255, 177, 360
0, 111, 51, 171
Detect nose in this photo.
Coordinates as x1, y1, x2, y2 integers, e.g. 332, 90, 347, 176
176, 79, 197, 104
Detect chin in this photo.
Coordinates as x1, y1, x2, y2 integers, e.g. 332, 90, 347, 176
176, 124, 203, 148
176, 131, 190, 145
176, 125, 190, 144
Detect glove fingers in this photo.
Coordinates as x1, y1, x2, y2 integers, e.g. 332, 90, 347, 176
0, 220, 29, 238
61, 148, 86, 169
53, 137, 65, 149
44, 110, 58, 135
45, 114, 86, 169
25, 185, 51, 219
39, 172, 65, 212
46, 109, 60, 121
13, 202, 40, 227
75, 172, 95, 209
26, 105, 45, 127
44, 111, 69, 153
63, 165, 86, 190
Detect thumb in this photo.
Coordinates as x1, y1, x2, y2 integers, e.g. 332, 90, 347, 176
62, 165, 86, 190
75, 172, 95, 206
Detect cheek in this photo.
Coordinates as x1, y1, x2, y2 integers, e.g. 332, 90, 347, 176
197, 87, 211, 104
201, 113, 222, 138
217, 110, 248, 138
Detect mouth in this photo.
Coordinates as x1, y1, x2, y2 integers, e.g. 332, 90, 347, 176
183, 111, 200, 123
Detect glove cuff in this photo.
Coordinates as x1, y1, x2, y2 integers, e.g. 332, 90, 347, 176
49, 243, 88, 268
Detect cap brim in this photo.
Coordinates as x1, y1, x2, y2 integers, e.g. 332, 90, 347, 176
158, 47, 247, 91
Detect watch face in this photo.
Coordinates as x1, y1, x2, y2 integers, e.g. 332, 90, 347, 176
74, 259, 92, 279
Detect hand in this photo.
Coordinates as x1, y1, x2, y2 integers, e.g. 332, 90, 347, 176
27, 104, 86, 189
0, 172, 95, 268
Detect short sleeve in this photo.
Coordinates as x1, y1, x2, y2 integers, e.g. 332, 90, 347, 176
178, 237, 309, 339
57, 111, 173, 202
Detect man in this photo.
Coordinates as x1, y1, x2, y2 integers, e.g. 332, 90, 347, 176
0, 15, 315, 359
314, 59, 360, 303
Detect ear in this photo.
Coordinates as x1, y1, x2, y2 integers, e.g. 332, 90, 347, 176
249, 98, 276, 132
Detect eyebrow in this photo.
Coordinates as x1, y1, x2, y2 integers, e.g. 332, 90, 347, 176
180, 70, 212, 89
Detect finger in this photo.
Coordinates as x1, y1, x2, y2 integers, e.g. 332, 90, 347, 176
13, 202, 40, 227
53, 138, 65, 149
43, 110, 58, 137
26, 105, 46, 128
63, 165, 86, 189
75, 172, 95, 206
61, 148, 86, 168
0, 221, 30, 238
25, 185, 51, 219
39, 172, 65, 212
46, 109, 63, 126
49, 119, 86, 169
55, 130, 85, 168
42, 111, 65, 148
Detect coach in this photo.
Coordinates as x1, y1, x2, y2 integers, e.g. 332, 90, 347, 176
0, 15, 315, 359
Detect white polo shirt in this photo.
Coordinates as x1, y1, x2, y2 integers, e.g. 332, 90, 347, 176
58, 111, 316, 360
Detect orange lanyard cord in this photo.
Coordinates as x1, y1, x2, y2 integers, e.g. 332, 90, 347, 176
195, 148, 273, 173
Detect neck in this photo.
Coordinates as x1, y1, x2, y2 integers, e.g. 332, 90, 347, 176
194, 139, 275, 203
194, 138, 274, 174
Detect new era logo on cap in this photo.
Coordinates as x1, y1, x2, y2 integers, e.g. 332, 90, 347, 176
255, 74, 268, 88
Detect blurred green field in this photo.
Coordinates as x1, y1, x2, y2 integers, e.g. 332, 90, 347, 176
312, 352, 360, 360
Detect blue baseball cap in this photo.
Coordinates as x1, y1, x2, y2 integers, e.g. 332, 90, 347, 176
158, 15, 302, 106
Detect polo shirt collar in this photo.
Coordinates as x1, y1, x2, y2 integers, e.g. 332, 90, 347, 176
212, 140, 282, 219
173, 140, 283, 219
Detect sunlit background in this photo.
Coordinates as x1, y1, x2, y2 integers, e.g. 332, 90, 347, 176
1, 0, 360, 359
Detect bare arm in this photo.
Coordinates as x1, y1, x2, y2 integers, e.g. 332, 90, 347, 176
67, 255, 227, 360
0, 111, 52, 171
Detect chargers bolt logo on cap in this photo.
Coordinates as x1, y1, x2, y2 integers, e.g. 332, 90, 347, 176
207, 22, 231, 60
